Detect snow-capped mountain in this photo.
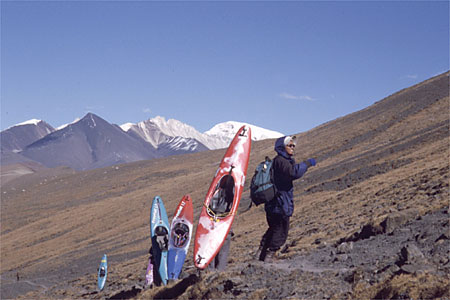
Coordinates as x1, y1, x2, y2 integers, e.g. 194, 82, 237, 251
121, 116, 224, 149
20, 113, 157, 171
1, 114, 283, 170
122, 117, 283, 150
205, 121, 284, 146
1, 119, 55, 153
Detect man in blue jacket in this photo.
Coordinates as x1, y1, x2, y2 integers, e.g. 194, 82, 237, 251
258, 135, 316, 262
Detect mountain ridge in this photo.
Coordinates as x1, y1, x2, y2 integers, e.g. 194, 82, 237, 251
1, 114, 283, 171
0, 120, 54, 153
18, 113, 158, 171
121, 116, 283, 150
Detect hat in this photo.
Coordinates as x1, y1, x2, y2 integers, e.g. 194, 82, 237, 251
283, 136, 297, 146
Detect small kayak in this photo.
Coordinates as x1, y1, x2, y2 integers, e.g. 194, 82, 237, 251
97, 254, 107, 291
150, 196, 170, 285
168, 195, 194, 280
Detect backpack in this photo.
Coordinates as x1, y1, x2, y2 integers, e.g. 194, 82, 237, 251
250, 156, 277, 206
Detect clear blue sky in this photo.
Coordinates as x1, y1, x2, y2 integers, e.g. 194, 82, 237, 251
2, 1, 449, 135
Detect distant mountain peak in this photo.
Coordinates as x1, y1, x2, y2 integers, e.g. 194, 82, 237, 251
5, 119, 51, 131
205, 121, 284, 142
19, 113, 157, 171
16, 119, 43, 127
78, 112, 104, 128
122, 117, 283, 150
1, 119, 55, 154
2, 113, 284, 170
54, 113, 103, 131
57, 118, 81, 130
121, 116, 212, 148
120, 122, 134, 132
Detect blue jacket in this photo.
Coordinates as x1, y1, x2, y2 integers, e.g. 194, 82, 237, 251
265, 137, 309, 217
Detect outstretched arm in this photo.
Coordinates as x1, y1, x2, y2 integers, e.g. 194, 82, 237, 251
292, 158, 316, 179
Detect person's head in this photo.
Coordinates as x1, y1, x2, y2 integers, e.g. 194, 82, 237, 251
283, 136, 296, 156
274, 135, 297, 158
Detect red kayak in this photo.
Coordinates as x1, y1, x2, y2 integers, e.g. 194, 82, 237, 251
194, 125, 251, 269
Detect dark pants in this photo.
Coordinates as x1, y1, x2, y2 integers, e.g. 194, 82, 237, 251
260, 213, 290, 255
208, 230, 232, 271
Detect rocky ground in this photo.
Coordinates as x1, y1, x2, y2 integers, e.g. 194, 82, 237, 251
14, 206, 448, 299
147, 206, 450, 300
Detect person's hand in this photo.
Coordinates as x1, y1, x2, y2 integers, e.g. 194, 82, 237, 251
306, 158, 316, 167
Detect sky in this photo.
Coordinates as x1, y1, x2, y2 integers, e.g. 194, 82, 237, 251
1, 1, 449, 135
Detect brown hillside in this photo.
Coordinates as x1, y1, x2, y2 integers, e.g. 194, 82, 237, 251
1, 72, 449, 299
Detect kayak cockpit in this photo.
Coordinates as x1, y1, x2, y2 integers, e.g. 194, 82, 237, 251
208, 174, 235, 218
171, 222, 190, 248
155, 226, 169, 251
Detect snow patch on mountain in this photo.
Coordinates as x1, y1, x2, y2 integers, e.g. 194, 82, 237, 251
120, 122, 134, 132
158, 136, 208, 153
1, 120, 56, 154
6, 119, 52, 134
16, 119, 42, 127
204, 121, 284, 145
165, 136, 201, 152
121, 116, 225, 149
57, 118, 81, 130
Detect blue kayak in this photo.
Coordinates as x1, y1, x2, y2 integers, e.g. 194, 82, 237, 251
168, 195, 193, 280
97, 254, 107, 291
150, 196, 170, 285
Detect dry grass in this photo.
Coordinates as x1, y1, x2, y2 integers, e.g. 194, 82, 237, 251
352, 273, 450, 299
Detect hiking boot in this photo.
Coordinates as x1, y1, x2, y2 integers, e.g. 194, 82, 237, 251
264, 250, 278, 263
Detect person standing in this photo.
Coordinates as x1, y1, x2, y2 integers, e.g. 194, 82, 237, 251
258, 136, 316, 262
208, 230, 233, 271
